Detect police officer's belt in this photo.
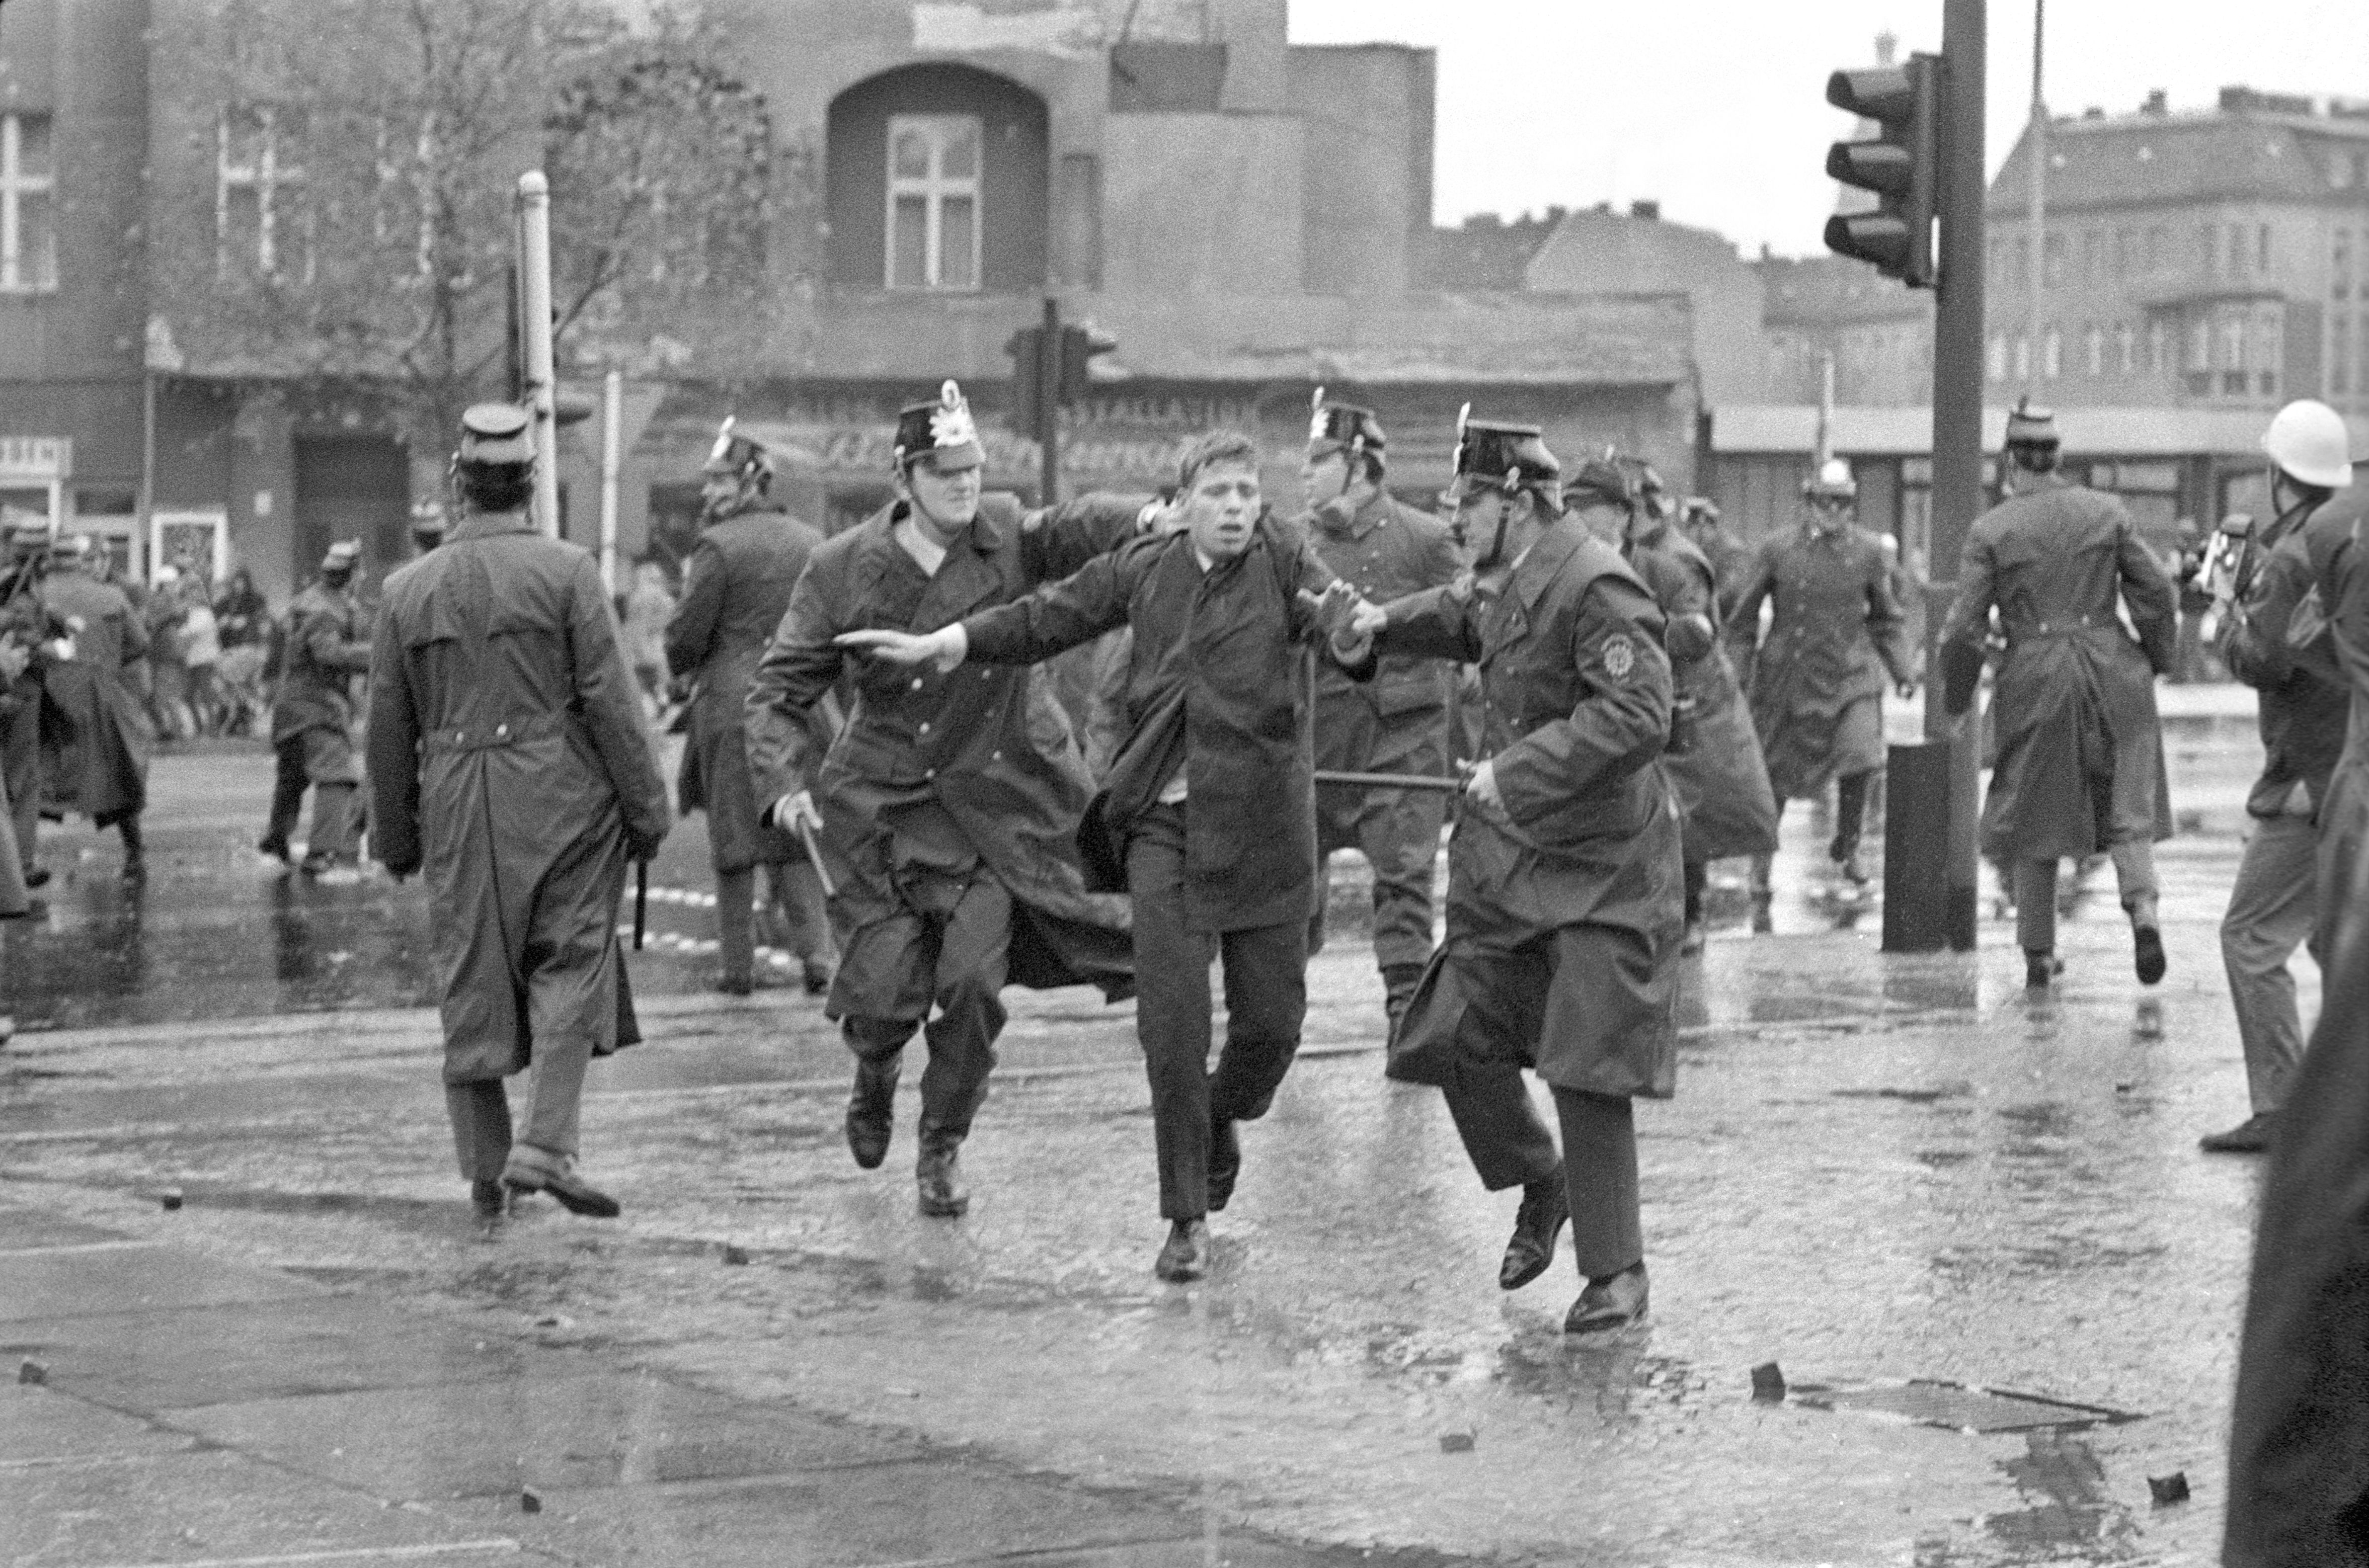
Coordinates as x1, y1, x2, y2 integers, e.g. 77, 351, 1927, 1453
425, 711, 576, 753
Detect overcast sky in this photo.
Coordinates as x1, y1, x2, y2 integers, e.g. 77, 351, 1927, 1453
1286, 0, 2369, 258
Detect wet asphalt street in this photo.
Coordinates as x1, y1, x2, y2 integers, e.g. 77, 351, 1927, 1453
1, 700, 2283, 1566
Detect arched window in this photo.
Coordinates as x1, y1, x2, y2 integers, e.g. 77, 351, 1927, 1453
826, 64, 1049, 292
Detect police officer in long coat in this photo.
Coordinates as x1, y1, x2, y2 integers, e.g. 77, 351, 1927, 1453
666, 419, 834, 997
743, 382, 1139, 1221
1940, 403, 2177, 988
262, 541, 374, 881
1, 522, 56, 886
367, 405, 671, 1230
38, 533, 152, 882
1347, 412, 1684, 1335
1575, 459, 1777, 953
1728, 459, 1915, 911
836, 429, 1369, 1284
1299, 390, 1463, 1031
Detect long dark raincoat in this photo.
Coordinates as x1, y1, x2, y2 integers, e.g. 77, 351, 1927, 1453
1373, 519, 1684, 1098
665, 507, 828, 875
2226, 476, 2369, 1568
1729, 520, 1913, 798
1625, 513, 1777, 863
742, 494, 1141, 1010
273, 580, 373, 783
1940, 474, 2176, 865
366, 512, 670, 1083
37, 567, 151, 826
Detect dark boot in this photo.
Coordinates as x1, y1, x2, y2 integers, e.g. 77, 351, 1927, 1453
1207, 1116, 1241, 1212
845, 1059, 897, 1170
1154, 1217, 1210, 1282
469, 1180, 508, 1238
1499, 1172, 1569, 1290
118, 817, 145, 883
915, 1121, 969, 1217
2025, 949, 2065, 989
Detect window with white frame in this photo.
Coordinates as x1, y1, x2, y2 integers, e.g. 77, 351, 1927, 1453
0, 113, 56, 293
2115, 322, 2136, 376
885, 114, 980, 291
217, 106, 310, 283
2043, 326, 2062, 379
2084, 324, 2104, 377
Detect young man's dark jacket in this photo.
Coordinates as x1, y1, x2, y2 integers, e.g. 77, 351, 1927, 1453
2220, 498, 2351, 822
958, 511, 1361, 934
742, 492, 1142, 1001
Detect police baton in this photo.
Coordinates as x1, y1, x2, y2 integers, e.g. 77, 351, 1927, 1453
632, 860, 648, 951
1312, 770, 1463, 793
795, 817, 837, 900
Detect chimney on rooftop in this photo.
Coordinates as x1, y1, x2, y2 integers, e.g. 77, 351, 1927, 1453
2142, 89, 2168, 116
1873, 31, 1897, 66
1630, 199, 1660, 220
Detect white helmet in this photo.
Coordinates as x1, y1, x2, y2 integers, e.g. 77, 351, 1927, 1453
1804, 458, 1857, 500
2262, 399, 2354, 489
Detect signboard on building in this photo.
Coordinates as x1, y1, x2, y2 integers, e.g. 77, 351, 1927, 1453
0, 437, 69, 532
152, 509, 230, 584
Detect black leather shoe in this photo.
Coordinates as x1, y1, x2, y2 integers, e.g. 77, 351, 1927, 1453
1207, 1118, 1241, 1212
2025, 951, 2065, 989
1154, 1218, 1210, 1282
501, 1155, 620, 1219
845, 1061, 896, 1170
2200, 1112, 2273, 1154
254, 837, 289, 866
2134, 924, 2167, 986
1500, 1174, 1569, 1290
469, 1179, 507, 1236
1565, 1263, 1649, 1333
916, 1125, 969, 1217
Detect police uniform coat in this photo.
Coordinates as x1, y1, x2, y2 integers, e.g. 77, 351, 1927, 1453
36, 569, 151, 826
1, 564, 55, 863
1728, 521, 1913, 798
1940, 474, 2176, 864
1624, 514, 1778, 863
664, 507, 827, 875
365, 511, 670, 1083
1374, 519, 1684, 1099
2225, 483, 2369, 1567
743, 494, 1141, 1011
273, 580, 373, 784
961, 512, 1351, 934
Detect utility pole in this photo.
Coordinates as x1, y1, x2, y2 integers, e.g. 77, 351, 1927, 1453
1036, 295, 1060, 506
514, 172, 561, 540
2025, 0, 2047, 396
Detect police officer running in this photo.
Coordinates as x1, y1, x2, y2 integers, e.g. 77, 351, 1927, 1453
1940, 402, 2178, 989
665, 418, 834, 997
1341, 411, 1684, 1334
38, 533, 153, 882
367, 405, 670, 1231
1299, 390, 1463, 1033
261, 540, 374, 882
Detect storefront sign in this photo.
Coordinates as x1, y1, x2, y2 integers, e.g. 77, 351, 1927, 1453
0, 437, 70, 481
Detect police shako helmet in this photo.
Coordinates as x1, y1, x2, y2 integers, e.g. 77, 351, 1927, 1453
1447, 404, 1561, 509
1803, 458, 1858, 501
702, 416, 775, 488
2004, 396, 2059, 452
48, 531, 93, 566
1561, 455, 1635, 514
320, 540, 363, 582
892, 380, 985, 475
1306, 386, 1387, 465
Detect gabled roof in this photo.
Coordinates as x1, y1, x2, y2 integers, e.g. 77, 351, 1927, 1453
1989, 109, 2369, 214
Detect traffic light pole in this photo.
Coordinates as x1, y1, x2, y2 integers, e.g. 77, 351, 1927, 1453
1036, 296, 1061, 506
1881, 0, 1985, 954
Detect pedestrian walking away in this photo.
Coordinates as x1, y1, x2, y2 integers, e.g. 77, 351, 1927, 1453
1298, 388, 1464, 1035
36, 531, 154, 882
366, 403, 671, 1233
1586, 457, 1777, 953
2199, 400, 2356, 1154
1940, 402, 2178, 989
1727, 458, 1915, 919
1340, 409, 1684, 1335
836, 427, 1372, 1283
261, 541, 375, 882
666, 417, 835, 998
743, 380, 1139, 1225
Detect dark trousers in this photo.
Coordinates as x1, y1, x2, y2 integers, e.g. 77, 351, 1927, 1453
1441, 1070, 1643, 1281
841, 873, 1011, 1140
265, 735, 359, 863
1128, 802, 1308, 1220
442, 1029, 596, 1183
3, 692, 40, 873
717, 859, 834, 985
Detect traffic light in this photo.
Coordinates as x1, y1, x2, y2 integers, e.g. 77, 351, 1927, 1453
1056, 323, 1116, 405
1005, 324, 1047, 436
1824, 53, 1940, 288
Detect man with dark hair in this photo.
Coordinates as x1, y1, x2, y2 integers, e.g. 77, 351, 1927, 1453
667, 418, 834, 997
367, 403, 670, 1232
38, 533, 152, 883
1298, 389, 1463, 1033
1728, 459, 1916, 918
1335, 411, 1682, 1334
2199, 402, 2355, 1154
1940, 401, 2177, 988
838, 427, 1366, 1281
744, 381, 1139, 1222
261, 540, 374, 883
